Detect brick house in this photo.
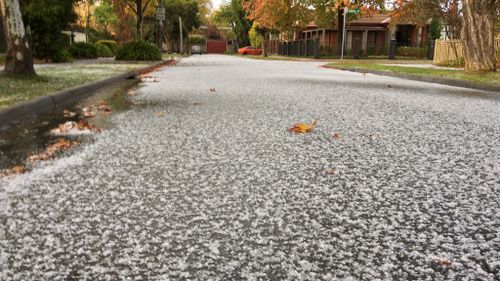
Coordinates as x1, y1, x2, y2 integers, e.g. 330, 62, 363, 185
277, 12, 430, 56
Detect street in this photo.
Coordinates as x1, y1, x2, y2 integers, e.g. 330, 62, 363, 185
1, 55, 499, 280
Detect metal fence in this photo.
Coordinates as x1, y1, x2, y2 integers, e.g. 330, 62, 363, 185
276, 39, 321, 58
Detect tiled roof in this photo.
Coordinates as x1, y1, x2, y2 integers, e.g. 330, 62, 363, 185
306, 12, 391, 28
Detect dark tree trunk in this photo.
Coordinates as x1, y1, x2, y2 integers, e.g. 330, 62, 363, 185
461, 0, 496, 72
262, 31, 269, 57
136, 0, 143, 40
0, 0, 35, 76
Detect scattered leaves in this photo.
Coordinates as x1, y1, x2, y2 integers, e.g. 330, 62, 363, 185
140, 76, 160, 83
82, 107, 95, 118
432, 258, 453, 269
156, 112, 165, 117
97, 101, 112, 112
50, 120, 100, 135
63, 109, 76, 118
0, 165, 28, 178
332, 132, 342, 140
27, 138, 79, 163
288, 120, 318, 134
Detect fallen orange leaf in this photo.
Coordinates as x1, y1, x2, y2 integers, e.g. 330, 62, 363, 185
288, 120, 318, 134
11, 165, 27, 174
332, 132, 342, 140
63, 109, 76, 118
156, 112, 165, 117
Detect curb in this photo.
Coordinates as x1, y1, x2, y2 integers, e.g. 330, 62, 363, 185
0, 60, 173, 127
323, 65, 500, 93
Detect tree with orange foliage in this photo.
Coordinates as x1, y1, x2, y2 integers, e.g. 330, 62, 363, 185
243, 0, 311, 56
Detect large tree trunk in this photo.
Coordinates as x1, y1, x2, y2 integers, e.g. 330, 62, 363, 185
262, 31, 269, 57
0, 0, 35, 76
461, 0, 496, 72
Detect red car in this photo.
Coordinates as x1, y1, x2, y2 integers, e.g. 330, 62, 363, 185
238, 46, 263, 56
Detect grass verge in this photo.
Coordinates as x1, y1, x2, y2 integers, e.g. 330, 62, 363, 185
326, 61, 500, 86
0, 63, 150, 109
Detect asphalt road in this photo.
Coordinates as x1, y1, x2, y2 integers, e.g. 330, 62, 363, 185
1, 55, 499, 280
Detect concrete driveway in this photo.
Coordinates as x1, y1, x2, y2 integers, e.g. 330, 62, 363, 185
1, 55, 499, 280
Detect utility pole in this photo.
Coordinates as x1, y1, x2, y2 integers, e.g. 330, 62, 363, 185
179, 17, 183, 54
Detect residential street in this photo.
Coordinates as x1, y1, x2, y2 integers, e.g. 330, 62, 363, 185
1, 55, 499, 280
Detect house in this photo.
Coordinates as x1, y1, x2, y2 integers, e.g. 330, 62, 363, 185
278, 12, 430, 56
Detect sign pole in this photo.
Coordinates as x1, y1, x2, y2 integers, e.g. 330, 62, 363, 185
156, 3, 165, 50
341, 7, 347, 60
179, 17, 183, 54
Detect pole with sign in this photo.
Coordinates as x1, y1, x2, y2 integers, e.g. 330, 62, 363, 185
340, 7, 361, 60
156, 4, 165, 50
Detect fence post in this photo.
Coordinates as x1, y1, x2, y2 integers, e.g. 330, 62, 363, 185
427, 40, 435, 60
314, 39, 320, 59
388, 39, 397, 59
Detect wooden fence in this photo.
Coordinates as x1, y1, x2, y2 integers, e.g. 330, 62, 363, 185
433, 39, 500, 65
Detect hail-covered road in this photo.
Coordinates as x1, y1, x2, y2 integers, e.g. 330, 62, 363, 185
1, 55, 499, 280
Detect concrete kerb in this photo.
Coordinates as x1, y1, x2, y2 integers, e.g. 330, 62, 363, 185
0, 60, 174, 127
323, 65, 500, 93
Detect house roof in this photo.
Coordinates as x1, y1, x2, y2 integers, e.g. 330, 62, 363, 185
306, 12, 391, 29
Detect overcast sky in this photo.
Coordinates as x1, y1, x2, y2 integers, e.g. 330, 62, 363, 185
212, 0, 223, 9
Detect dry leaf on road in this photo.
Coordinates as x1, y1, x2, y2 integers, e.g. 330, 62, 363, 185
432, 258, 453, 269
156, 112, 165, 117
323, 168, 337, 175
332, 132, 342, 140
368, 133, 378, 140
97, 101, 112, 112
82, 107, 95, 118
63, 109, 76, 118
288, 120, 318, 134
209, 88, 216, 92
193, 102, 203, 106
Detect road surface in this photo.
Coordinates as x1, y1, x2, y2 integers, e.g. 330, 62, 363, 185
1, 55, 499, 280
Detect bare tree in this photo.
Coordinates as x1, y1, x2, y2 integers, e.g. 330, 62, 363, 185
0, 0, 35, 76
123, 0, 155, 40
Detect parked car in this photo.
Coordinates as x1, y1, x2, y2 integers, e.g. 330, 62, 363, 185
191, 45, 202, 55
238, 46, 262, 56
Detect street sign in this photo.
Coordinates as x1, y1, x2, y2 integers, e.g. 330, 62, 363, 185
347, 8, 360, 14
156, 7, 165, 21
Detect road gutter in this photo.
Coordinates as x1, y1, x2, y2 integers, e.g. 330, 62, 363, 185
0, 60, 175, 128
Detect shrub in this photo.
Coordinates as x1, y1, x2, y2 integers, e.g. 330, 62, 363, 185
95, 43, 114, 57
115, 41, 162, 61
69, 42, 98, 59
96, 40, 117, 54
188, 35, 206, 46
396, 46, 428, 58
51, 48, 73, 63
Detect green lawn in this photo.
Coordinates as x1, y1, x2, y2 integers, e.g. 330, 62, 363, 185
326, 61, 500, 86
0, 63, 150, 108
